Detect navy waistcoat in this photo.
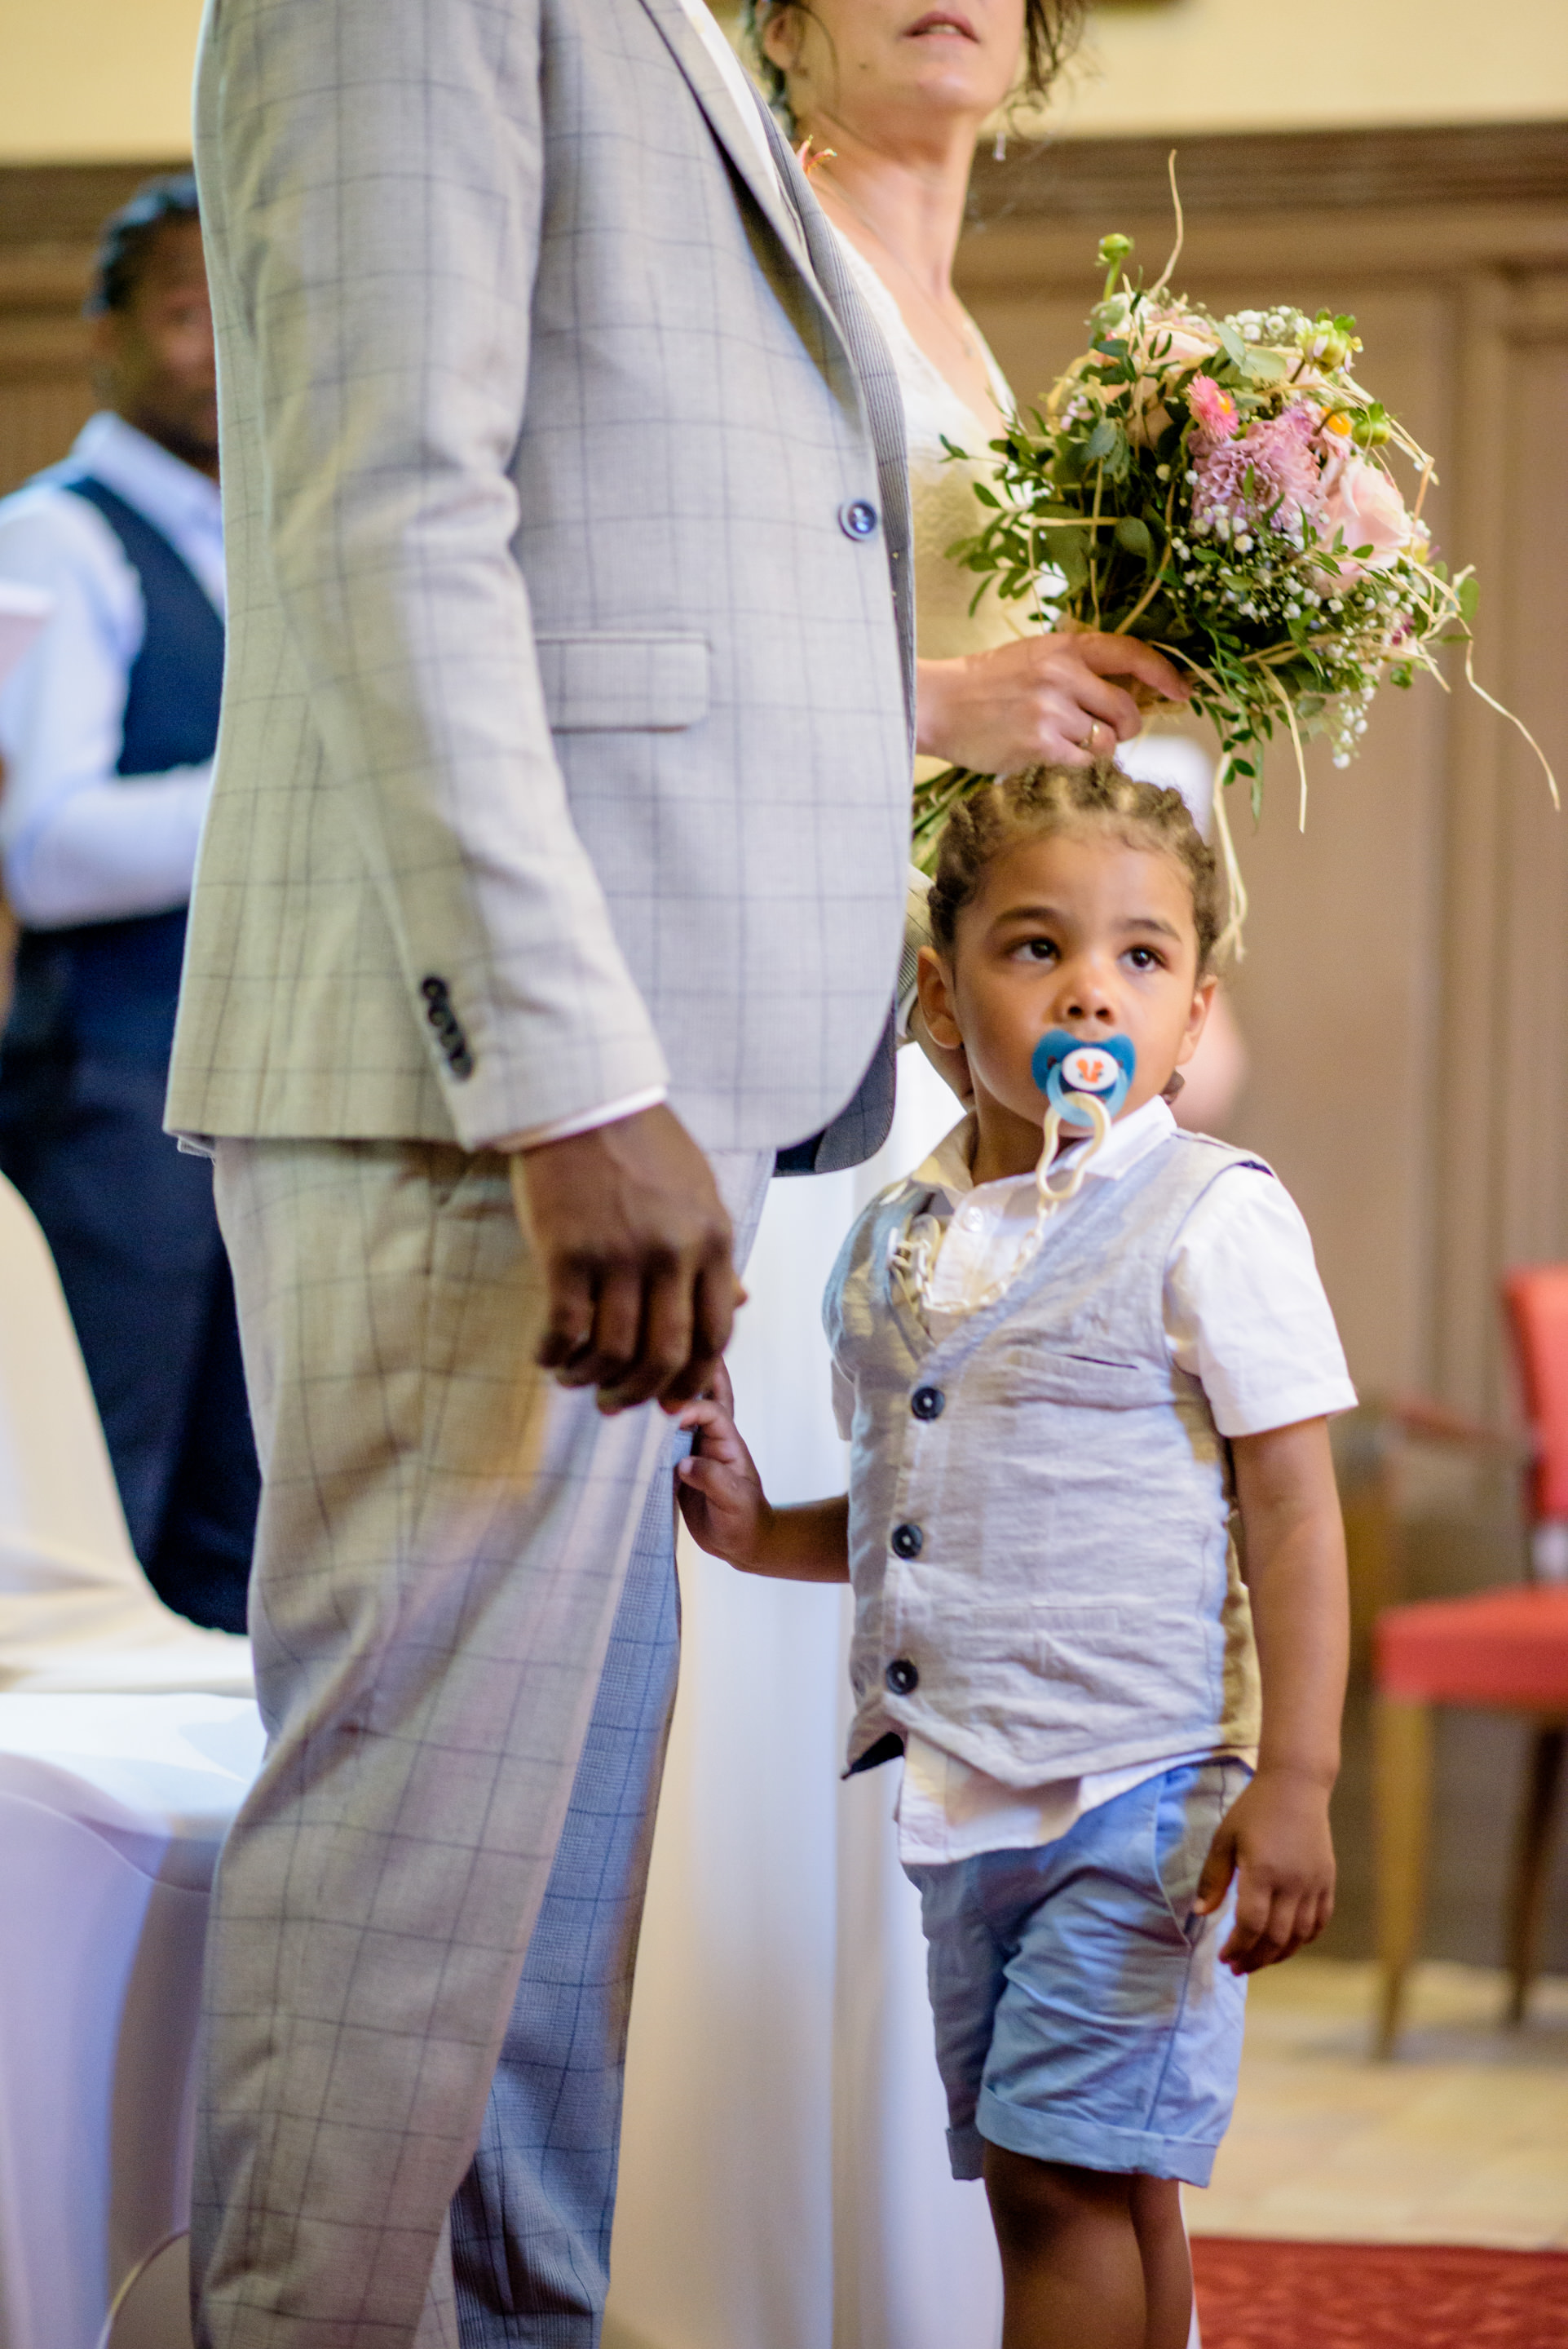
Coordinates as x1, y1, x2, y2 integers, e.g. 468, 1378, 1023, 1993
5, 473, 223, 1062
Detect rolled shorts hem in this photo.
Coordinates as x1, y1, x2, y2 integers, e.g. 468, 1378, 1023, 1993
972, 2089, 1222, 2188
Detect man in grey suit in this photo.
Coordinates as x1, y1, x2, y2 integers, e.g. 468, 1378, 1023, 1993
172, 0, 912, 2341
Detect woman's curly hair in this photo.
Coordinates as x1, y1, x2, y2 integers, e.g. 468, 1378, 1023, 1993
928, 761, 1228, 977
743, 2, 1086, 132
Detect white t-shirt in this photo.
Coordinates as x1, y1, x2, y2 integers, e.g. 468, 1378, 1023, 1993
884, 1094, 1356, 1866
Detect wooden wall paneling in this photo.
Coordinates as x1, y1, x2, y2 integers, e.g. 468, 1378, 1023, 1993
1429, 273, 1517, 1415
965, 122, 1568, 226
1493, 278, 1568, 1290
0, 248, 98, 494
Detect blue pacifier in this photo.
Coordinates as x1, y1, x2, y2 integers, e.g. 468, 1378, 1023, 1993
1031, 1029, 1136, 1129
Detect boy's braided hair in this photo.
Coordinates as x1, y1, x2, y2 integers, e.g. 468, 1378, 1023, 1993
927, 760, 1227, 977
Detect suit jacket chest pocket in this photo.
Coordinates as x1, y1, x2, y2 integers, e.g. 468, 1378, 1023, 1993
536, 632, 710, 733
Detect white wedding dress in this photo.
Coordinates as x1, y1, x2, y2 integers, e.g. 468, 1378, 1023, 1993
606, 232, 1210, 2349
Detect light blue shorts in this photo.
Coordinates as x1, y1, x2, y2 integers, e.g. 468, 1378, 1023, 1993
908, 1759, 1250, 2188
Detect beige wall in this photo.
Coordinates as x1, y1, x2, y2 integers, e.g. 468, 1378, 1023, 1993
0, 0, 204, 164
3, 0, 1566, 163
1053, 0, 1568, 139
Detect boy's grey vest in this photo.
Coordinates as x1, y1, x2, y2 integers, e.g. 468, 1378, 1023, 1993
825, 1129, 1266, 1788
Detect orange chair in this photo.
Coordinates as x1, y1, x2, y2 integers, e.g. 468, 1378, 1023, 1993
1371, 1267, 1568, 2056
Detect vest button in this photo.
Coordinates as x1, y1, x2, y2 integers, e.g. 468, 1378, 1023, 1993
911, 1386, 944, 1421
886, 1657, 920, 1696
890, 1522, 923, 1559
838, 498, 879, 540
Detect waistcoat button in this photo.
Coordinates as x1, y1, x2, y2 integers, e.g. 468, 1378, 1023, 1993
886, 1657, 920, 1695
838, 498, 879, 540
911, 1386, 944, 1421
890, 1521, 923, 1559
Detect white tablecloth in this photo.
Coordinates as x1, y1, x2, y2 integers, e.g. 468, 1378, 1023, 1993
0, 1692, 264, 2349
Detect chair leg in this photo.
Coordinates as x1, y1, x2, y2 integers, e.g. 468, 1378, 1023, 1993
1373, 1696, 1433, 2059
1504, 1721, 1566, 2027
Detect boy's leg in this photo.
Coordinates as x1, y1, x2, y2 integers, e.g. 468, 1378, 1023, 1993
984, 2150, 1144, 2349
917, 1767, 1246, 2349
1130, 2174, 1191, 2349
983, 2154, 1188, 2349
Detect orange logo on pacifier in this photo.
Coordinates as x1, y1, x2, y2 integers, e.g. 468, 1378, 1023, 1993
1064, 1047, 1117, 1092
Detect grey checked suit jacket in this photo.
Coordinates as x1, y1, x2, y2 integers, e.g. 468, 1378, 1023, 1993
169, 0, 915, 1166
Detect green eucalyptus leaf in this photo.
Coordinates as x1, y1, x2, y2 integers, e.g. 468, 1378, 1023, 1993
1114, 515, 1155, 564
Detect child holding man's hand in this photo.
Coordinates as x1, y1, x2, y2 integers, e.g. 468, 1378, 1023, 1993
678, 764, 1351, 2349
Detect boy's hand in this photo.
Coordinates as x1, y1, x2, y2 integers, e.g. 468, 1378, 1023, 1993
676, 1362, 772, 1567
1193, 1768, 1336, 1975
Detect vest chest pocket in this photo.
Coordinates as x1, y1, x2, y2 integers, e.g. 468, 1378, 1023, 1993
992, 1343, 1173, 1409
535, 632, 710, 732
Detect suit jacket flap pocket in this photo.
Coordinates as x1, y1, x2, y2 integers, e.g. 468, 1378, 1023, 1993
537, 632, 710, 732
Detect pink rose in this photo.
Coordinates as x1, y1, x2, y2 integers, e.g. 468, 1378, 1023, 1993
1318, 454, 1411, 578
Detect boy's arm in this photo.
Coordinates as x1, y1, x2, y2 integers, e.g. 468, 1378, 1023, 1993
677, 1368, 850, 1584
1194, 1414, 1349, 1974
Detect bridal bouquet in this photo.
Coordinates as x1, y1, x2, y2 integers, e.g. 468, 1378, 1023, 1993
915, 227, 1553, 874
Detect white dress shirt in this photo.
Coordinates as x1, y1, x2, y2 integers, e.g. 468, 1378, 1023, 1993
883, 1093, 1356, 1866
0, 413, 223, 931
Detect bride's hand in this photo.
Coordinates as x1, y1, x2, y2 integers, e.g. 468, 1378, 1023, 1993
916, 635, 1190, 774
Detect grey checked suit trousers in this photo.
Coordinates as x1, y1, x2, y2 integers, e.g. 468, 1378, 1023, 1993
202, 1144, 771, 2349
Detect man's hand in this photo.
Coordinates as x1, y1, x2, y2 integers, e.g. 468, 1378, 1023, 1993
511, 1104, 736, 1414
1194, 1768, 1337, 1975
916, 633, 1190, 775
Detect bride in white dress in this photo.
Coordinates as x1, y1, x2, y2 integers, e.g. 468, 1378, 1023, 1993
605, 10, 1226, 2345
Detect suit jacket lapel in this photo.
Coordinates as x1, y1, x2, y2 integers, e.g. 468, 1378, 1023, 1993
634, 0, 815, 276
758, 107, 917, 745
632, 0, 916, 748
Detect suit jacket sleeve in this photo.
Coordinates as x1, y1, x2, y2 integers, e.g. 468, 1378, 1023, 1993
204, 0, 668, 1148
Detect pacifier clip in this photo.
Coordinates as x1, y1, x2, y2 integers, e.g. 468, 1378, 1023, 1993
891, 1029, 1136, 1317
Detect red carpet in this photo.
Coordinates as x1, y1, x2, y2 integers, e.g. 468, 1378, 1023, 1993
1190, 2238, 1568, 2347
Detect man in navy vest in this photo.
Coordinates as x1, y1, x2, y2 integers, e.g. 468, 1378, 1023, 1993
0, 175, 257, 1633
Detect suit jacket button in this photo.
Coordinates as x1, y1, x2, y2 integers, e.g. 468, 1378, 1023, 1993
886, 1657, 919, 1696
839, 498, 879, 540
420, 975, 449, 1004
890, 1521, 923, 1559
911, 1385, 944, 1421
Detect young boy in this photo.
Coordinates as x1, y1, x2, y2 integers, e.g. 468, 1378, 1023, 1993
677, 762, 1353, 2349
